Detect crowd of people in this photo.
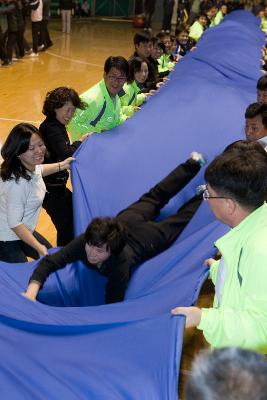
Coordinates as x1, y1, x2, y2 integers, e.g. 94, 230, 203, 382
0, 3, 267, 395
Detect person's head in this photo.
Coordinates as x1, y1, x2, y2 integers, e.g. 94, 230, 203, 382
258, 9, 264, 18
175, 26, 189, 45
1, 123, 46, 182
157, 32, 172, 53
103, 56, 129, 97
197, 13, 208, 27
42, 87, 86, 125
150, 37, 165, 59
204, 147, 267, 226
264, 5, 267, 17
84, 217, 125, 264
133, 32, 152, 58
170, 35, 178, 53
206, 5, 218, 20
128, 57, 150, 84
257, 75, 267, 103
220, 4, 227, 15
245, 102, 267, 141
186, 347, 267, 400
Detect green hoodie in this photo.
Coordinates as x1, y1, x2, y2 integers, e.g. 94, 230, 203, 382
119, 81, 146, 117
189, 20, 204, 42
198, 203, 267, 354
68, 79, 126, 141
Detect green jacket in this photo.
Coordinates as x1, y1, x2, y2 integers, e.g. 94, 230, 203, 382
261, 17, 267, 33
68, 80, 126, 141
119, 81, 146, 117
189, 20, 204, 42
213, 10, 224, 26
157, 54, 175, 74
198, 203, 267, 353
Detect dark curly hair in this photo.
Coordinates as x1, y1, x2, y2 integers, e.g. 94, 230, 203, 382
42, 87, 86, 118
1, 123, 43, 182
85, 217, 126, 256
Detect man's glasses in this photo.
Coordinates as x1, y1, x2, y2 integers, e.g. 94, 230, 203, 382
202, 186, 227, 201
107, 75, 126, 83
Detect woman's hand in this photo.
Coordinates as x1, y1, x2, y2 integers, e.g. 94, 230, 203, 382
59, 157, 75, 171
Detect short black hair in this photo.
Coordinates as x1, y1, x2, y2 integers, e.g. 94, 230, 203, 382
257, 75, 267, 91
85, 217, 126, 256
133, 31, 151, 46
151, 37, 166, 52
205, 149, 267, 210
104, 56, 129, 77
1, 123, 43, 182
245, 102, 267, 129
42, 87, 86, 117
223, 139, 267, 154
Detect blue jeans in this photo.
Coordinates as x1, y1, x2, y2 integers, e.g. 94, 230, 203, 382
0, 231, 52, 263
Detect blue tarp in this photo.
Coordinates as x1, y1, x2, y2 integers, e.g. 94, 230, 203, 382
0, 11, 264, 399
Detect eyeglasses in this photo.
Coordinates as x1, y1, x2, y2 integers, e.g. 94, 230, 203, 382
202, 187, 228, 201
107, 75, 126, 83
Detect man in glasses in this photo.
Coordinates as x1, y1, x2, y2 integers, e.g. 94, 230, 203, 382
68, 56, 129, 141
172, 144, 267, 353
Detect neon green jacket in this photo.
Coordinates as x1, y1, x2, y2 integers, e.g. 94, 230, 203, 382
119, 81, 146, 117
261, 17, 267, 33
213, 10, 224, 26
198, 203, 267, 353
189, 20, 204, 42
68, 80, 126, 141
157, 54, 175, 74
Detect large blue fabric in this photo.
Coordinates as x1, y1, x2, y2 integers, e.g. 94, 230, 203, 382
0, 11, 264, 399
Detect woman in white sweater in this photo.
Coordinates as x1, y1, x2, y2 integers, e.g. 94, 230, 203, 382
0, 123, 74, 262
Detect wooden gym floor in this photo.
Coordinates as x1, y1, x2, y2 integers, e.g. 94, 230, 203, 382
0, 18, 211, 398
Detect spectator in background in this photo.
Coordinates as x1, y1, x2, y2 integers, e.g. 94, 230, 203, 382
58, 0, 74, 34
29, 0, 43, 57
40, 0, 52, 49
68, 56, 129, 140
161, 0, 174, 33
186, 347, 267, 400
0, 0, 25, 65
144, 0, 156, 31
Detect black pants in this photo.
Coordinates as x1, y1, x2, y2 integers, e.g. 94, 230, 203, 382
0, 231, 51, 263
40, 20, 52, 47
162, 0, 175, 31
43, 185, 74, 246
6, 30, 24, 60
32, 21, 42, 53
117, 159, 202, 258
144, 0, 156, 28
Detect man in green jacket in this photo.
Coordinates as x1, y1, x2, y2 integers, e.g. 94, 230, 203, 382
68, 56, 129, 141
172, 143, 267, 354
189, 13, 208, 42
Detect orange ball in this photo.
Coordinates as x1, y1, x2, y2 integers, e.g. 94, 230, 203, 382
133, 15, 145, 28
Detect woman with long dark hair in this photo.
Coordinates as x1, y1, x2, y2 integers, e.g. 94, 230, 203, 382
0, 123, 73, 262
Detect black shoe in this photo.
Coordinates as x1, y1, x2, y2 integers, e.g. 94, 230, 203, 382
2, 60, 12, 66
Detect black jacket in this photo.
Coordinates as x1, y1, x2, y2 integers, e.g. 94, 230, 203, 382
39, 117, 81, 186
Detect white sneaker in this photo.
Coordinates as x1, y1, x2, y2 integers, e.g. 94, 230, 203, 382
28, 52, 39, 57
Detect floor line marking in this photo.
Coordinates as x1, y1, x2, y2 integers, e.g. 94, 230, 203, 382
0, 118, 41, 124
45, 52, 103, 67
